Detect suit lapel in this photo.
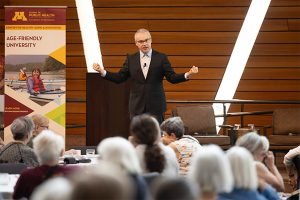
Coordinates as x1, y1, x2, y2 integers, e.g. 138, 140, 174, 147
132, 52, 145, 81
145, 50, 157, 81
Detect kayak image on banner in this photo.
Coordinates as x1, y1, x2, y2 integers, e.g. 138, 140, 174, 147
5, 54, 65, 106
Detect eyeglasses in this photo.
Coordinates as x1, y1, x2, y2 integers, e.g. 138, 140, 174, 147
136, 38, 151, 44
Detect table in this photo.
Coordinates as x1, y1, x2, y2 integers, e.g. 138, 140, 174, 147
0, 174, 19, 199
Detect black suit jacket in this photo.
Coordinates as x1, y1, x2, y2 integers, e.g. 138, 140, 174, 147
104, 50, 187, 118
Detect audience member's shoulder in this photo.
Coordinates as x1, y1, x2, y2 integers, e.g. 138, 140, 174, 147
18, 165, 39, 177
21, 144, 35, 153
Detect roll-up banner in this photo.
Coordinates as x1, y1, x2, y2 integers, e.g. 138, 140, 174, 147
4, 6, 66, 142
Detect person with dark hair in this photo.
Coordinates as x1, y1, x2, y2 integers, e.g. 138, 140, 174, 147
93, 28, 198, 124
130, 114, 179, 176
27, 68, 46, 95
160, 117, 201, 176
0, 116, 38, 167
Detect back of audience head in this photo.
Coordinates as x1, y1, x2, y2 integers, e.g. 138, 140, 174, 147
71, 161, 133, 200
31, 177, 72, 200
152, 177, 198, 200
160, 116, 185, 139
189, 144, 233, 195
226, 146, 258, 190
97, 136, 141, 174
33, 130, 64, 165
31, 114, 49, 135
235, 131, 268, 162
10, 116, 34, 141
130, 114, 166, 173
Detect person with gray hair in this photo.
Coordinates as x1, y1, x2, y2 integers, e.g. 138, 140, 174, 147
151, 177, 199, 200
188, 144, 233, 200
13, 130, 78, 200
97, 137, 149, 200
70, 162, 134, 200
93, 28, 198, 124
236, 132, 284, 192
161, 116, 201, 176
220, 146, 279, 200
0, 116, 38, 166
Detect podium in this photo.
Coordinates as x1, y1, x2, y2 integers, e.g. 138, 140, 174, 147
86, 73, 130, 145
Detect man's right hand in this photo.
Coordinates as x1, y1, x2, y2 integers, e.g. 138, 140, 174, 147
93, 63, 105, 75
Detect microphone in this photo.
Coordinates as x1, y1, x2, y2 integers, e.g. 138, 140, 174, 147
143, 63, 146, 68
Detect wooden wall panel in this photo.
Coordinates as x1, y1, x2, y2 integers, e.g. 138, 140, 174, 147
67, 32, 300, 44
68, 7, 300, 20
163, 80, 300, 92
288, 19, 300, 31
97, 55, 300, 68
67, 44, 300, 56
58, 19, 292, 32
1, 0, 299, 147
92, 0, 300, 7
95, 19, 289, 32
166, 92, 300, 101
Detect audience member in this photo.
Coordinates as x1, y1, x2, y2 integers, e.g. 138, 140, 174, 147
30, 177, 72, 200
13, 130, 77, 199
0, 137, 4, 149
27, 114, 49, 148
0, 116, 38, 166
220, 146, 279, 200
70, 161, 133, 200
97, 137, 149, 200
151, 177, 198, 200
160, 116, 201, 176
236, 132, 285, 192
130, 114, 179, 176
284, 145, 300, 190
189, 144, 233, 200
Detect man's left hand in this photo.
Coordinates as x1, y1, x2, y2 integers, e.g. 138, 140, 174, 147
189, 66, 198, 74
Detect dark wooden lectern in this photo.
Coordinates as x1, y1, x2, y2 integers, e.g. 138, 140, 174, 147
86, 73, 130, 145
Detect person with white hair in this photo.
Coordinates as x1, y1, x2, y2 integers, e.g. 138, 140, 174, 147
220, 146, 280, 200
236, 132, 284, 192
13, 130, 78, 200
30, 177, 72, 200
0, 116, 38, 166
97, 136, 149, 200
188, 144, 233, 200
